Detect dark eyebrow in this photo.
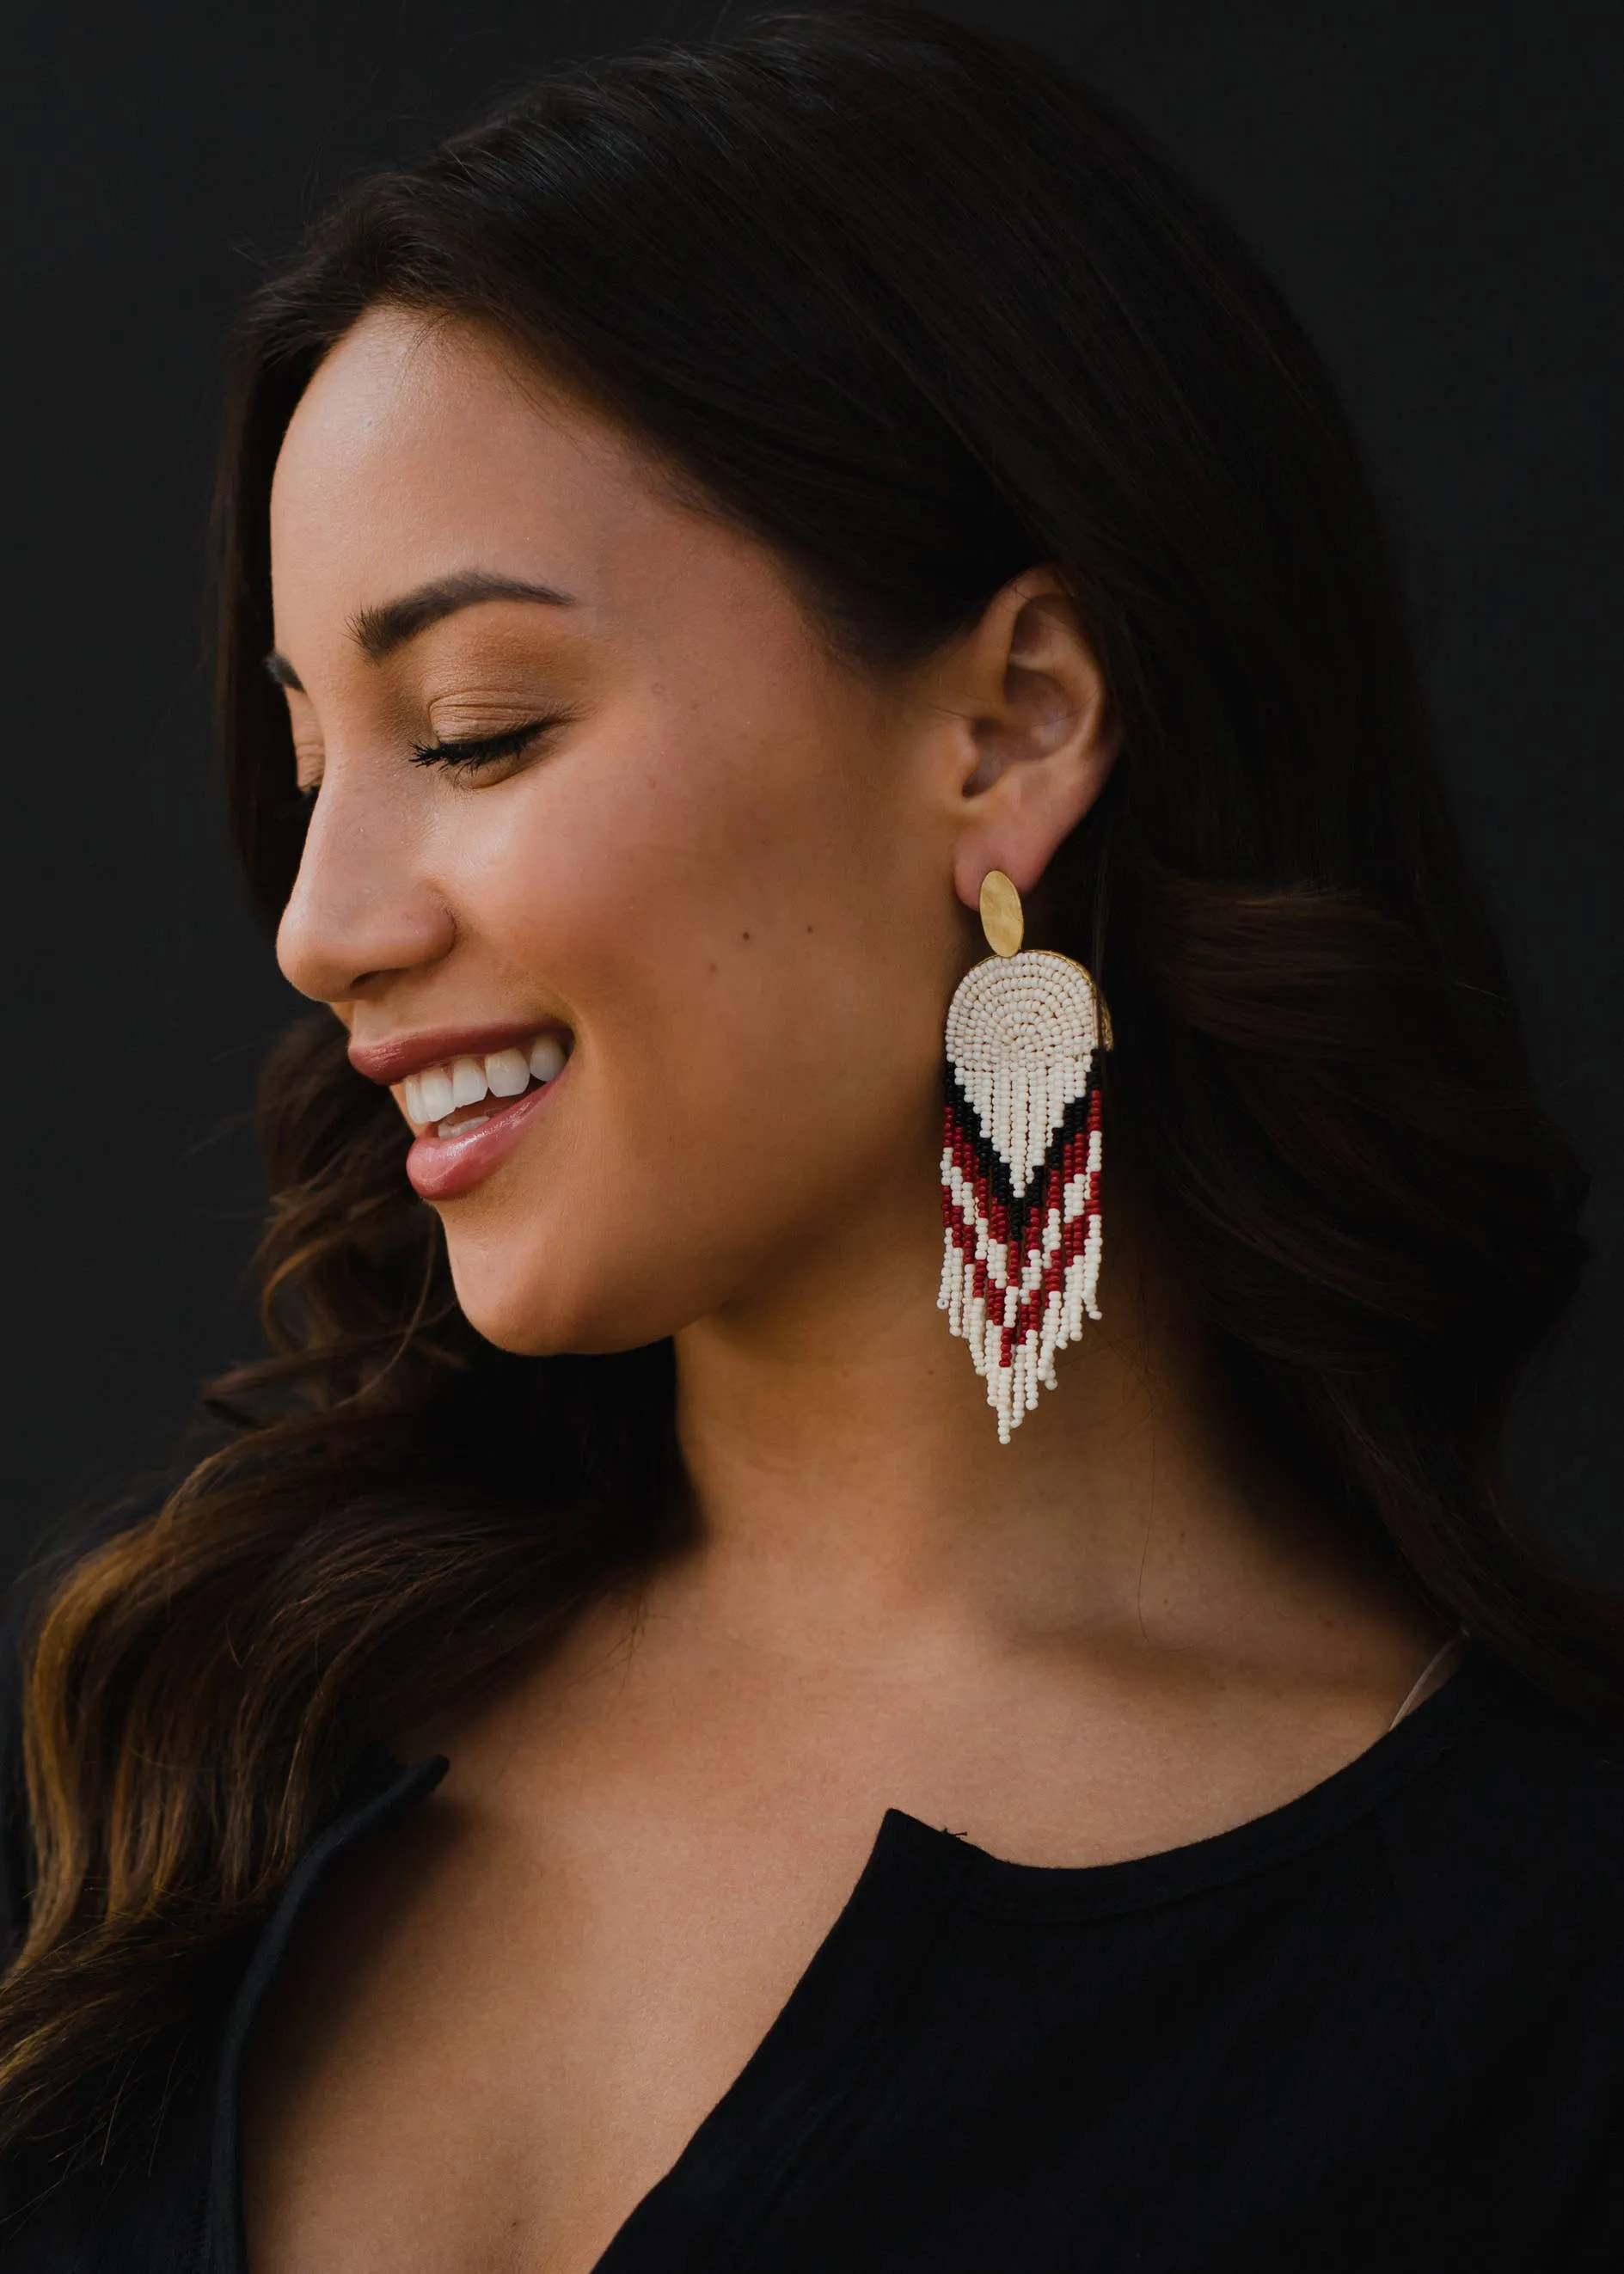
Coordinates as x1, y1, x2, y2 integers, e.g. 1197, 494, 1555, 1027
262, 569, 576, 691
350, 569, 575, 662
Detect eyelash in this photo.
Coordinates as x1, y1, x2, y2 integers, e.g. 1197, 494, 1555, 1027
293, 714, 569, 807
408, 715, 569, 773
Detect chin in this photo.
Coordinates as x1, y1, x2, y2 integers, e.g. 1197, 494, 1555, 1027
442, 1235, 693, 1360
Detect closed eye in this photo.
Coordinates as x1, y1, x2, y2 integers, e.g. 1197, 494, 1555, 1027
409, 715, 571, 772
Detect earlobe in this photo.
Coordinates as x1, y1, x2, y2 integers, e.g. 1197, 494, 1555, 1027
943, 571, 1117, 912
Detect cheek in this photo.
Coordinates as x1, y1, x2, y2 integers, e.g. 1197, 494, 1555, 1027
432, 696, 955, 1352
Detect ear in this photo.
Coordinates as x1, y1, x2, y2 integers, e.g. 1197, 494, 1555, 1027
924, 570, 1118, 915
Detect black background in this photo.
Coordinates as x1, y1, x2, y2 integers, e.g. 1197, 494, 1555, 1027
3, 1, 1619, 1589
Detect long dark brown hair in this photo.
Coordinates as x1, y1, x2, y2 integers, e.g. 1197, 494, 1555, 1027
2, 2, 1612, 2169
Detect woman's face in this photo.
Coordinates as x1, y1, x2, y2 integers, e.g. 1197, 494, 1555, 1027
270, 308, 992, 1355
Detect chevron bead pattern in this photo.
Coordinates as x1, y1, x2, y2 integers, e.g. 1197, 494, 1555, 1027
938, 949, 1105, 1442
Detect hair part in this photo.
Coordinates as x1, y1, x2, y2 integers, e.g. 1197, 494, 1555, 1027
3, 1, 1613, 2173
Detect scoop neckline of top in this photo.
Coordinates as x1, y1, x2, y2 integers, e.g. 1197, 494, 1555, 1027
849, 1652, 1485, 1925
375, 1653, 1486, 1931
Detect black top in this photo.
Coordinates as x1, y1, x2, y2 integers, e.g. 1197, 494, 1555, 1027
4, 1651, 1624, 2271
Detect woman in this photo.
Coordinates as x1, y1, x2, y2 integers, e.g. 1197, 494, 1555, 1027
3, 7, 1620, 2267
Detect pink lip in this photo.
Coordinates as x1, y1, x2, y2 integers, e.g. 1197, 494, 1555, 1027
405, 1063, 569, 1202
349, 1020, 565, 1088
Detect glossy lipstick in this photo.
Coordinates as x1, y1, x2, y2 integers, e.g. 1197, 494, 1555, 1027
348, 1020, 573, 1202
404, 1070, 567, 1201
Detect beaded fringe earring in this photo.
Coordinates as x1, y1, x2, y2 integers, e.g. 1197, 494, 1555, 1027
938, 870, 1111, 1442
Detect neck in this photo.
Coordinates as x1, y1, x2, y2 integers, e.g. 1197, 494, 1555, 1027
669, 1167, 1351, 1662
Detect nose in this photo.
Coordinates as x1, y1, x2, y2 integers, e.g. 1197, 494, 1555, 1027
276, 765, 456, 1006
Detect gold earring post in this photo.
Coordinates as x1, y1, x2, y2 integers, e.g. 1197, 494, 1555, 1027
978, 869, 1024, 957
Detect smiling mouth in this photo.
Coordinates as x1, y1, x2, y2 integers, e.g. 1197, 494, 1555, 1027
401, 1031, 572, 1138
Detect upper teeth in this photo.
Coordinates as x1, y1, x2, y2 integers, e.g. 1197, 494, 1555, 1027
402, 1033, 567, 1128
